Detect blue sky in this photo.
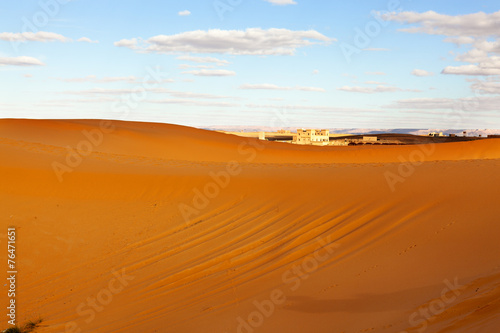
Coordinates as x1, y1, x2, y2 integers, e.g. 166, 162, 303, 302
1, 0, 499, 129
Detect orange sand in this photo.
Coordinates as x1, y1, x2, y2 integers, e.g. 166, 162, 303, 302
1, 119, 499, 333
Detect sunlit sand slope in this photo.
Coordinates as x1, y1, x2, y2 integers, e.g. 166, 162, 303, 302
0, 119, 499, 333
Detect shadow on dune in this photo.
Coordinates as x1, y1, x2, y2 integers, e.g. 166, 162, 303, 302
284, 283, 453, 313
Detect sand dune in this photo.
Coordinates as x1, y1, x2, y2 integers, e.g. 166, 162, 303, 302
1, 119, 499, 333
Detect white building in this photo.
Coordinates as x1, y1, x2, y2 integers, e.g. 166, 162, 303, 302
293, 129, 330, 145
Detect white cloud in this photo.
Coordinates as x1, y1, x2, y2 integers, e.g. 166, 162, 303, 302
382, 10, 500, 37
163, 90, 232, 99
0, 32, 98, 44
61, 88, 133, 95
145, 78, 175, 84
388, 98, 456, 109
56, 75, 140, 83
182, 69, 236, 76
338, 85, 421, 94
455, 41, 500, 63
99, 76, 138, 83
77, 37, 99, 43
0, 56, 45, 66
363, 48, 390, 51
342, 73, 357, 79
243, 103, 378, 114
387, 96, 500, 111
443, 36, 475, 45
411, 69, 434, 77
240, 83, 325, 92
0, 31, 70, 42
365, 71, 386, 75
263, 0, 297, 5
178, 10, 191, 16
365, 81, 387, 85
441, 65, 500, 76
38, 97, 116, 107
383, 10, 500, 77
115, 28, 334, 55
148, 99, 238, 108
61, 87, 232, 100
338, 85, 399, 94
178, 64, 215, 69
470, 80, 500, 94
177, 55, 230, 65
114, 38, 139, 49
55, 75, 175, 85
56, 75, 97, 82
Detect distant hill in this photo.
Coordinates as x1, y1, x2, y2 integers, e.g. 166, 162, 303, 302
203, 126, 499, 137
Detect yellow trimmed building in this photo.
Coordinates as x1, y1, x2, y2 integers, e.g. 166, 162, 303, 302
293, 129, 330, 145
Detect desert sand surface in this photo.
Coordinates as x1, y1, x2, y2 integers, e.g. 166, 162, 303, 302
1, 119, 500, 333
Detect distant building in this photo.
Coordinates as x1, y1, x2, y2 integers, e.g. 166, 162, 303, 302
362, 136, 378, 142
429, 132, 444, 137
330, 139, 348, 146
293, 129, 329, 145
488, 135, 500, 138
259, 131, 266, 140
277, 129, 291, 134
